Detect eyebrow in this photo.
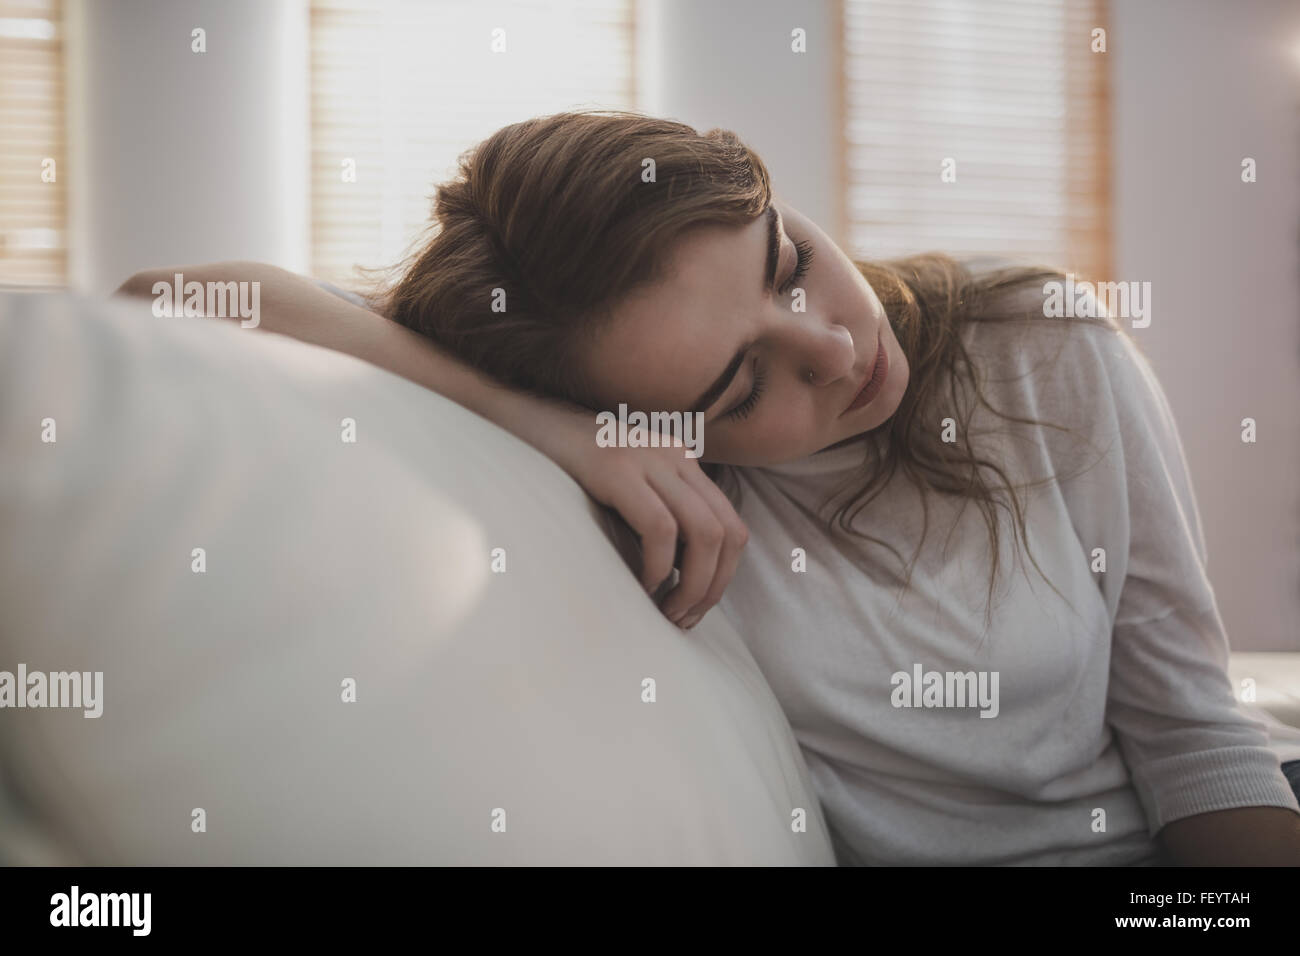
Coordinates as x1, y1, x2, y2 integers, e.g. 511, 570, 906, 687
686, 206, 781, 415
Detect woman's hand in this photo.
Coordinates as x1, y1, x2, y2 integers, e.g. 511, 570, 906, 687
525, 404, 749, 630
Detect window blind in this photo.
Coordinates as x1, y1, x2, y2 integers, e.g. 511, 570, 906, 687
0, 0, 65, 286
310, 0, 635, 288
842, 0, 1112, 282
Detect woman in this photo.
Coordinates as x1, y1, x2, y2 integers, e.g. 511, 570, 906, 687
118, 110, 1300, 866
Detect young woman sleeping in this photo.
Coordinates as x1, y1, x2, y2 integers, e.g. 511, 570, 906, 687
115, 110, 1300, 866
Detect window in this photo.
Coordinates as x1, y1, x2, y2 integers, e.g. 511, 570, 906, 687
310, 0, 635, 287
0, 0, 65, 286
842, 0, 1112, 281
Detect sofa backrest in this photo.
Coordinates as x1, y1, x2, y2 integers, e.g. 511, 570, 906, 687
0, 291, 835, 865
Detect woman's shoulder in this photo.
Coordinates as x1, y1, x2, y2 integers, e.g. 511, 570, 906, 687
956, 257, 1129, 365
954, 260, 1152, 459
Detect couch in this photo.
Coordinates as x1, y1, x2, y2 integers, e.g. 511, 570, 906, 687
0, 290, 835, 865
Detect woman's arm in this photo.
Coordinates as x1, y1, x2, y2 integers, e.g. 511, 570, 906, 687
1016, 281, 1300, 861
114, 262, 748, 629
115, 261, 531, 413
1159, 805, 1300, 865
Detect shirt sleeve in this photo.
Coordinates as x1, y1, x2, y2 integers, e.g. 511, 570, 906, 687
1081, 317, 1300, 835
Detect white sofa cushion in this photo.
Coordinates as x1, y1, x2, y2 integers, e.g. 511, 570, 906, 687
1227, 654, 1300, 741
0, 290, 835, 865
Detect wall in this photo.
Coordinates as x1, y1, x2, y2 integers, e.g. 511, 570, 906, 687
64, 0, 309, 294
1111, 0, 1300, 650
637, 0, 841, 243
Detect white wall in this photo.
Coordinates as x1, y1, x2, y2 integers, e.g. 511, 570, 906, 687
637, 0, 841, 243
65, 0, 309, 294
1111, 0, 1300, 651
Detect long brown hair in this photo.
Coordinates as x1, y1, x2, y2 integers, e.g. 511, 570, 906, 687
366, 109, 1117, 631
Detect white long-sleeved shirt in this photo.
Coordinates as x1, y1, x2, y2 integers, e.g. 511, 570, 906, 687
717, 279, 1300, 866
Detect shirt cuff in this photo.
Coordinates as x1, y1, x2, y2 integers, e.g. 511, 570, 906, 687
1130, 744, 1300, 836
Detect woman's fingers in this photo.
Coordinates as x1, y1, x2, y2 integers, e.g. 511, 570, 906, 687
645, 468, 726, 625
675, 466, 749, 628
578, 441, 746, 630
612, 480, 681, 594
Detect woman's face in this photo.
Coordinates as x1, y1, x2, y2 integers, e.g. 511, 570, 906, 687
580, 198, 910, 466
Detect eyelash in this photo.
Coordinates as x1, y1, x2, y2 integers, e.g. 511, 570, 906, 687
726, 357, 767, 423
778, 239, 815, 296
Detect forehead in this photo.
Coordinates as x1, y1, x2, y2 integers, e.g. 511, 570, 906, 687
584, 213, 767, 412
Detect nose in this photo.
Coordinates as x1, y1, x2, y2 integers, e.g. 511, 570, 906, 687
786, 319, 856, 385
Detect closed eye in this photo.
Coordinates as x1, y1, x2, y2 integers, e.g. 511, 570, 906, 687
778, 238, 815, 296
725, 356, 766, 422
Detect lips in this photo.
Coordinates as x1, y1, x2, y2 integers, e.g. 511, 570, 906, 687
841, 333, 889, 416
